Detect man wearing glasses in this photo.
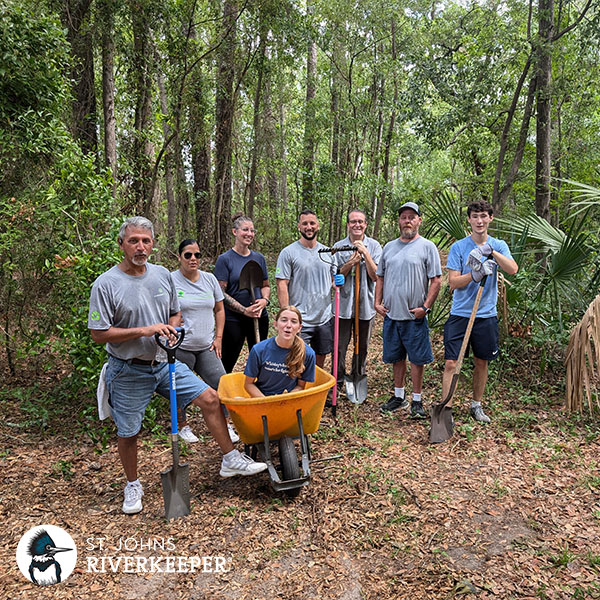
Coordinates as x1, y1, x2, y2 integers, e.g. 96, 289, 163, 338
332, 209, 382, 395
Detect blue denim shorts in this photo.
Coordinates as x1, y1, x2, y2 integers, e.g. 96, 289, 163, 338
382, 316, 434, 366
106, 356, 210, 438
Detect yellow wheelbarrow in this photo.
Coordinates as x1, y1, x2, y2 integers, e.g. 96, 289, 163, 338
218, 366, 336, 497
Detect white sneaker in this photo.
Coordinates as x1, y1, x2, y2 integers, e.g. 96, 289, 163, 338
179, 425, 199, 443
227, 423, 240, 444
219, 450, 267, 478
122, 481, 144, 514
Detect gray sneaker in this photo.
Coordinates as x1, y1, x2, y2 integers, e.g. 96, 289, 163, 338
380, 395, 409, 414
410, 401, 427, 419
470, 405, 491, 423
122, 481, 144, 514
220, 450, 267, 478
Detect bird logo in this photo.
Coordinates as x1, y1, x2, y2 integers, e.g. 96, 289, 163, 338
16, 525, 77, 586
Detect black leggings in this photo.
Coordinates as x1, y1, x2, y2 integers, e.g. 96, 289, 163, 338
221, 313, 269, 373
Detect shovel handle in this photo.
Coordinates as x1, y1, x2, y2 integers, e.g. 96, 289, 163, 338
154, 327, 185, 363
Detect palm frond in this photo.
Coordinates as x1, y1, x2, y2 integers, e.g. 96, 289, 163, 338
560, 179, 600, 219
422, 189, 468, 249
494, 214, 566, 254
565, 293, 600, 413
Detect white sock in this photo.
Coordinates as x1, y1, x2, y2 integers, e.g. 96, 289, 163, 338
127, 479, 141, 488
471, 401, 481, 408
394, 387, 405, 399
223, 449, 239, 461
412, 393, 422, 403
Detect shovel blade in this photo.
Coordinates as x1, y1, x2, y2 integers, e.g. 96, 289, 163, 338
345, 373, 367, 404
429, 404, 454, 444
161, 462, 191, 520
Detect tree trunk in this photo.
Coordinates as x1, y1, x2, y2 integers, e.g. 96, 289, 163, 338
129, 0, 156, 216
535, 0, 554, 223
214, 0, 237, 255
374, 21, 397, 240
157, 65, 176, 247
491, 55, 532, 213
246, 27, 267, 221
99, 0, 117, 197
302, 0, 317, 207
63, 0, 98, 156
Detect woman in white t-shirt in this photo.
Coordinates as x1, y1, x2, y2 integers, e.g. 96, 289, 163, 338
172, 239, 238, 444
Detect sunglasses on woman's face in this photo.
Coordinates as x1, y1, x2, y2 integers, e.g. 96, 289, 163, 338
183, 252, 202, 259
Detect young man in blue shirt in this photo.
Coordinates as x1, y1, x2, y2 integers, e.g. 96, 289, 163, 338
442, 201, 518, 423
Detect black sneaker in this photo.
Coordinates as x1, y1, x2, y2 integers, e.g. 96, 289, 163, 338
410, 401, 427, 419
380, 395, 409, 414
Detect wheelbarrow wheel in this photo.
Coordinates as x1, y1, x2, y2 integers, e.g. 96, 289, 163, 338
278, 436, 301, 498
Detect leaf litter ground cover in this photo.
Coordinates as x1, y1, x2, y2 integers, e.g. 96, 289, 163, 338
1, 321, 600, 599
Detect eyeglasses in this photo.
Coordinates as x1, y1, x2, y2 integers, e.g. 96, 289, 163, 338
349, 219, 365, 225
183, 252, 202, 259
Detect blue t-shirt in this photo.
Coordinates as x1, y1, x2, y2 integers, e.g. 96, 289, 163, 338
447, 235, 513, 318
244, 337, 316, 396
214, 249, 268, 321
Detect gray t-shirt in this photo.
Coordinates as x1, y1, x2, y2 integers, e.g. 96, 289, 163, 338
88, 263, 180, 360
333, 235, 383, 320
276, 240, 335, 327
171, 269, 224, 351
376, 236, 442, 321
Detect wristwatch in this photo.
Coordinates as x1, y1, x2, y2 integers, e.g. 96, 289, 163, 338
421, 305, 430, 314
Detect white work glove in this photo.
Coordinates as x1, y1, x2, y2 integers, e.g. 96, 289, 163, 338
468, 252, 496, 283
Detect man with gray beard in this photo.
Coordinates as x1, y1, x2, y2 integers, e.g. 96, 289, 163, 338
375, 203, 442, 419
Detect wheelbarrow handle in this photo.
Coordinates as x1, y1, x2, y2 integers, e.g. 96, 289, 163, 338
154, 327, 185, 363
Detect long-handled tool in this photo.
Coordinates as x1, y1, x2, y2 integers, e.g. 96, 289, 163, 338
331, 274, 344, 418
430, 276, 487, 444
239, 259, 265, 344
155, 328, 190, 519
345, 262, 368, 404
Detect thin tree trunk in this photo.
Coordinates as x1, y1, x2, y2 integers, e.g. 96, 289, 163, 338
302, 0, 317, 206
64, 0, 98, 156
246, 27, 267, 220
535, 0, 554, 222
374, 21, 397, 240
157, 65, 176, 247
214, 0, 237, 254
130, 0, 156, 216
491, 55, 532, 213
99, 0, 117, 196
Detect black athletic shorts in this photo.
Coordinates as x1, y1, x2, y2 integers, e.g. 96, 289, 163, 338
443, 315, 499, 361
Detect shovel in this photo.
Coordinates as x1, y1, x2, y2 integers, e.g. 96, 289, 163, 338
430, 276, 487, 444
155, 328, 190, 519
331, 274, 344, 418
239, 259, 265, 344
345, 261, 367, 404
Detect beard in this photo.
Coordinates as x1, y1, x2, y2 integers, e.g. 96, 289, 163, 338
401, 229, 417, 241
132, 254, 148, 266
300, 230, 318, 241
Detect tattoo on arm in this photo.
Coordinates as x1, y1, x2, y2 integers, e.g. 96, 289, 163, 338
223, 293, 246, 315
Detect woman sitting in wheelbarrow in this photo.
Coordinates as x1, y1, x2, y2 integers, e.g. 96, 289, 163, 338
244, 306, 316, 397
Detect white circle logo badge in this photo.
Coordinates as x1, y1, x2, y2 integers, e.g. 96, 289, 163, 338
16, 525, 77, 586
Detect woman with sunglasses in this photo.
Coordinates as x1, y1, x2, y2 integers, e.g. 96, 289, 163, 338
214, 215, 270, 373
171, 239, 238, 444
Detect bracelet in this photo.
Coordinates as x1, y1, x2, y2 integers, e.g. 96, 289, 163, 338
421, 305, 430, 314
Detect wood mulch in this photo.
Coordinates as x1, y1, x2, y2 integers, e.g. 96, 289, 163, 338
1, 318, 599, 599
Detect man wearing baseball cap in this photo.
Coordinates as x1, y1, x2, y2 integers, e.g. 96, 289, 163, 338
375, 202, 442, 418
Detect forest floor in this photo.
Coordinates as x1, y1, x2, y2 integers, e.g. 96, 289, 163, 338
1, 321, 600, 599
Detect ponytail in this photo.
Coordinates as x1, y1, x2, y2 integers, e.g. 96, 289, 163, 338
286, 335, 306, 380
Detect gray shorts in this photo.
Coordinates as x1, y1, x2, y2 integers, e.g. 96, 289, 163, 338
300, 323, 333, 355
175, 347, 225, 389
